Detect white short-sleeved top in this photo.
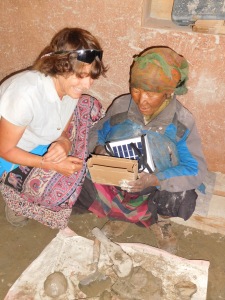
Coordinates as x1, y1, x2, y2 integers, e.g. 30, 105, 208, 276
0, 70, 78, 151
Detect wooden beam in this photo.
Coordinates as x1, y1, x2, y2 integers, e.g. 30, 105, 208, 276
172, 215, 225, 236
172, 172, 225, 235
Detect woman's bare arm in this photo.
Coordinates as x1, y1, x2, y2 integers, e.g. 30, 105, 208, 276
43, 116, 72, 163
0, 117, 82, 176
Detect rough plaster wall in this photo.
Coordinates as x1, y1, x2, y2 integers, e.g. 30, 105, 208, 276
0, 0, 225, 172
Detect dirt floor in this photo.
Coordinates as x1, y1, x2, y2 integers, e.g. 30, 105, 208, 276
0, 195, 225, 300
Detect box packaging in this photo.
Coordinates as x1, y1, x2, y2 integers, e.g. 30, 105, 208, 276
87, 155, 138, 186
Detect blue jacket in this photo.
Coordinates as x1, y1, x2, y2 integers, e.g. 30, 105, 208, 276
88, 94, 207, 192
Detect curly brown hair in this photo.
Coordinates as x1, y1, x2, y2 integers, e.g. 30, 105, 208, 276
32, 27, 107, 79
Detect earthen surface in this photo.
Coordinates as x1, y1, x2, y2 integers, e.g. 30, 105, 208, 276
1, 195, 225, 299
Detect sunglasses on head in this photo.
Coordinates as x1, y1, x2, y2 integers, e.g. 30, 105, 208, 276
42, 49, 103, 64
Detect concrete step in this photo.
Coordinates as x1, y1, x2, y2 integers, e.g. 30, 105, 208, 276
172, 172, 225, 235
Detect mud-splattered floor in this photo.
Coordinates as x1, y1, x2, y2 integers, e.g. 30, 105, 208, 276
0, 196, 225, 300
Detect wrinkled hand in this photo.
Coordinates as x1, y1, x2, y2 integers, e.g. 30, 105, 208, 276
94, 145, 109, 156
120, 172, 160, 193
44, 139, 71, 163
51, 156, 83, 176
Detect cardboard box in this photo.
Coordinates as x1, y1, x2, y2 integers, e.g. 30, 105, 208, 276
87, 155, 138, 186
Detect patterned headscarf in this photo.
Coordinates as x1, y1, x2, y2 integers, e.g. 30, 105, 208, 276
130, 47, 189, 95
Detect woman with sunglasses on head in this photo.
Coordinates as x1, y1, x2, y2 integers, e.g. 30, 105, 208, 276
0, 27, 107, 229
75, 46, 207, 254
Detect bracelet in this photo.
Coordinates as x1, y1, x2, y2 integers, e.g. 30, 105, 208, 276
40, 157, 44, 168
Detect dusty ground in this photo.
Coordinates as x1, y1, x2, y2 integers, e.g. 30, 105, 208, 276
0, 195, 225, 300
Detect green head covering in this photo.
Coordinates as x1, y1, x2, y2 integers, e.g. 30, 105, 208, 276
130, 47, 189, 95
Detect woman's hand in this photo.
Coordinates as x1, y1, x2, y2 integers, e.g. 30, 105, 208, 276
121, 172, 160, 193
48, 156, 83, 176
44, 137, 72, 163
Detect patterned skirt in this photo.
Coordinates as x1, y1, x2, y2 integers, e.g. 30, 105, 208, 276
0, 95, 102, 229
77, 177, 198, 228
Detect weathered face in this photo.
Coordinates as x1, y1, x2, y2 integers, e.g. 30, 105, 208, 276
53, 63, 94, 99
131, 87, 167, 116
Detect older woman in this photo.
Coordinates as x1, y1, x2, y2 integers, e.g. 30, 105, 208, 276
0, 27, 107, 229
76, 46, 207, 253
